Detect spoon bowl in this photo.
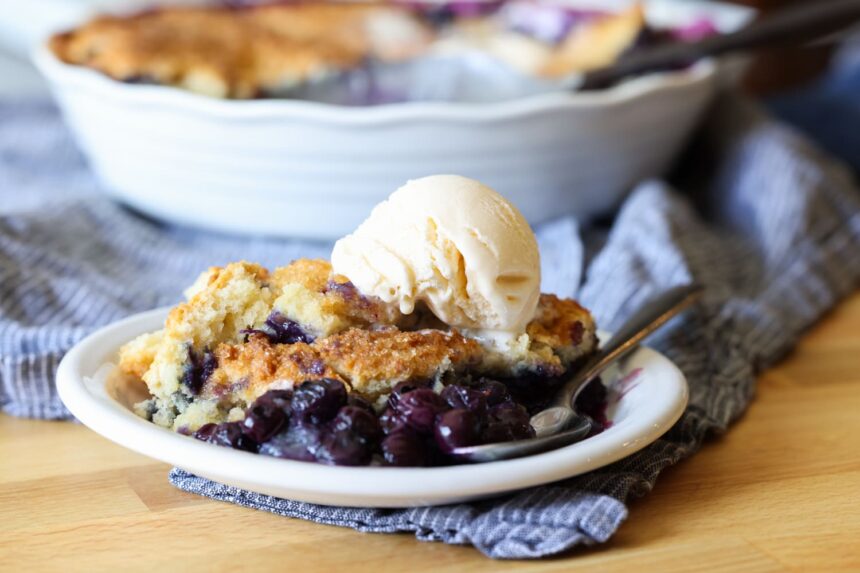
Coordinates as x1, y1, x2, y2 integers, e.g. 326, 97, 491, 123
447, 416, 593, 463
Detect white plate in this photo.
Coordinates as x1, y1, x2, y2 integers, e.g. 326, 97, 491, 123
56, 308, 688, 507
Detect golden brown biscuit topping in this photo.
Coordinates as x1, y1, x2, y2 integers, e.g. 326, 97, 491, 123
119, 258, 597, 430
49, 2, 649, 99
50, 3, 431, 98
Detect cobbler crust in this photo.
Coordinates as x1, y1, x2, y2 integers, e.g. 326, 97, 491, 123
270, 258, 404, 331
314, 327, 483, 397
49, 2, 646, 99
207, 335, 342, 406
528, 294, 595, 364
49, 3, 430, 99
541, 3, 645, 77
121, 259, 596, 431
204, 328, 482, 405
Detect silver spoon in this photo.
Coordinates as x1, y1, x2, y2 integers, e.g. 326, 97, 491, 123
448, 284, 703, 463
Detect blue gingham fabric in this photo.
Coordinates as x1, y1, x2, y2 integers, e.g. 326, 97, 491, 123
2, 94, 859, 559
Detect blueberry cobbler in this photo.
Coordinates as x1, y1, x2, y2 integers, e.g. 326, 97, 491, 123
119, 176, 604, 465
47, 1, 685, 100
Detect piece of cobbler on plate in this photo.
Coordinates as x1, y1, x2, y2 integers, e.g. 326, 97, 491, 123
119, 176, 599, 465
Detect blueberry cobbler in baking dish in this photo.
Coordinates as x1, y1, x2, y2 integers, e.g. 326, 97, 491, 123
48, 0, 688, 101
119, 176, 604, 465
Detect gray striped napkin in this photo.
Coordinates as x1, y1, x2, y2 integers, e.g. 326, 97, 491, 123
2, 94, 859, 559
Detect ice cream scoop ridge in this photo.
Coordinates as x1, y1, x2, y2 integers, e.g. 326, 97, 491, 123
331, 175, 541, 336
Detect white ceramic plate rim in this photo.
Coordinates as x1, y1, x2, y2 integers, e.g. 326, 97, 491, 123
33, 45, 717, 125
57, 307, 688, 507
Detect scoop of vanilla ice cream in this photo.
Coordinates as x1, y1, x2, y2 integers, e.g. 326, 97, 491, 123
331, 175, 540, 335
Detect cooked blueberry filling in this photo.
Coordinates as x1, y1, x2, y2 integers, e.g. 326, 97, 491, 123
194, 421, 256, 452
316, 406, 381, 466
440, 384, 488, 414
496, 372, 564, 415
381, 430, 428, 467
346, 393, 375, 413
291, 378, 348, 424
574, 377, 611, 434
181, 348, 217, 395
242, 379, 381, 466
241, 389, 292, 442
389, 388, 448, 435
191, 375, 610, 466
259, 419, 324, 463
242, 311, 314, 345
435, 409, 481, 452
482, 402, 533, 443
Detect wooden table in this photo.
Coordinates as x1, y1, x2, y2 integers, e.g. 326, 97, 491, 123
2, 293, 859, 572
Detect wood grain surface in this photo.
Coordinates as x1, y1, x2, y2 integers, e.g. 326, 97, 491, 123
2, 292, 859, 572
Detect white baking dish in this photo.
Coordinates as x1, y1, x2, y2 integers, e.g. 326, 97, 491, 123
33, 0, 753, 239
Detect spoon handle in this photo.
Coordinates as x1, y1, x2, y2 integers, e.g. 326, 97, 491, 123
555, 284, 703, 408
580, 0, 860, 90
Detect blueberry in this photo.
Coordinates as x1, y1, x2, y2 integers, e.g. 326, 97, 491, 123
315, 427, 373, 466
482, 403, 534, 443
332, 406, 381, 443
379, 407, 407, 435
242, 311, 314, 345
291, 378, 347, 424
258, 421, 322, 462
381, 430, 428, 467
474, 379, 511, 406
346, 394, 375, 414
181, 348, 217, 395
193, 423, 217, 440
386, 379, 432, 410
193, 422, 256, 452
392, 388, 449, 435
254, 389, 294, 411
242, 401, 288, 443
440, 384, 487, 414
435, 409, 481, 452
495, 372, 564, 414
265, 312, 314, 344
